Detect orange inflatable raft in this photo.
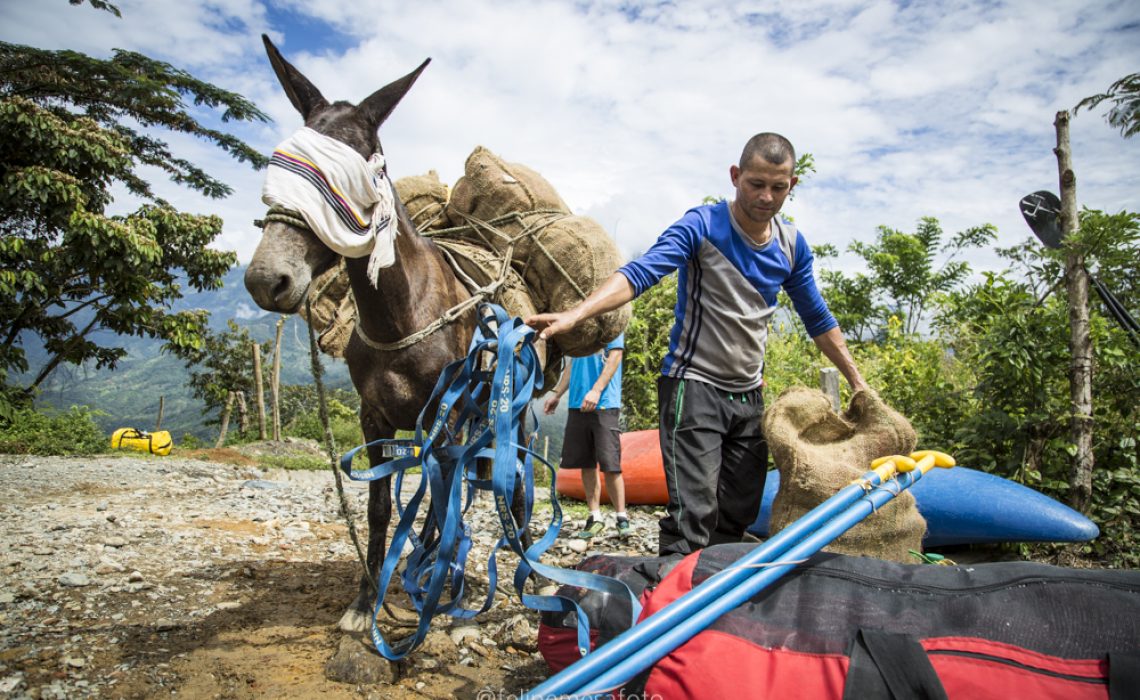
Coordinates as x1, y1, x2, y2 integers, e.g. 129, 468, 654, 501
554, 429, 668, 505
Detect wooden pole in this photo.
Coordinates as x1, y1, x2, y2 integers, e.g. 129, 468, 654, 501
236, 390, 248, 436
215, 391, 235, 448
154, 395, 165, 432
1054, 110, 1094, 514
252, 341, 267, 440
271, 316, 285, 441
819, 367, 841, 413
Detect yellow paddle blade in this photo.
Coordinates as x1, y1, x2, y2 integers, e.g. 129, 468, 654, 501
909, 450, 956, 470
863, 454, 915, 481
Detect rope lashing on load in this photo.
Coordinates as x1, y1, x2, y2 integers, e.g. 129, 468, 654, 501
337, 303, 641, 660
255, 206, 584, 352
428, 209, 590, 301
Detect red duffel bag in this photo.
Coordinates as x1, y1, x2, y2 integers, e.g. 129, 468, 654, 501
632, 545, 1140, 699
537, 553, 682, 674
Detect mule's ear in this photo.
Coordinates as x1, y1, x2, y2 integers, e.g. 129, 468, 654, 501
262, 34, 328, 120
357, 58, 431, 130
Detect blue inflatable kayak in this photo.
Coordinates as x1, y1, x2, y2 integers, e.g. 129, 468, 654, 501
747, 467, 1099, 547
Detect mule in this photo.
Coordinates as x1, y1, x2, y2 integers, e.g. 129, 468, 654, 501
245, 35, 533, 633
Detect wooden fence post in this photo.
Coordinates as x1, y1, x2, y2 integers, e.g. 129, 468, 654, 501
819, 367, 841, 412
236, 391, 248, 436
215, 391, 235, 448
154, 395, 164, 432
1054, 110, 1094, 514
252, 341, 267, 440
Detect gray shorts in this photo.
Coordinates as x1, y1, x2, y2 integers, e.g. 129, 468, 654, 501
559, 409, 622, 473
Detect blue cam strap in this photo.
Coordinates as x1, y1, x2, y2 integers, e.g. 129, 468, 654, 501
337, 303, 641, 660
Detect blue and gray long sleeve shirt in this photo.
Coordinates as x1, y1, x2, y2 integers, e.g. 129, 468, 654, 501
618, 200, 837, 392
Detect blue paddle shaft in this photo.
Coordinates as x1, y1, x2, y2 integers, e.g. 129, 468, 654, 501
525, 469, 893, 698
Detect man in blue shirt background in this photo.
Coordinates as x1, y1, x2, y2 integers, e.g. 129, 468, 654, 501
544, 333, 630, 539
529, 133, 867, 555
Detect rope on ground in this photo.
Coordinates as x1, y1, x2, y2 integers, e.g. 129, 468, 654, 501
305, 297, 375, 595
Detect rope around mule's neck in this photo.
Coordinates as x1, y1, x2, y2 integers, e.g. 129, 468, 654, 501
254, 205, 310, 231
350, 235, 519, 352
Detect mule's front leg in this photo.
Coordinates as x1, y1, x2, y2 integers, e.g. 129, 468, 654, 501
338, 418, 394, 633
510, 479, 534, 551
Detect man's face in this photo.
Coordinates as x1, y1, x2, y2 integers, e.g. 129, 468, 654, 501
730, 156, 798, 227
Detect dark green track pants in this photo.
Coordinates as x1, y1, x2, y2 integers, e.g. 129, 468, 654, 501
657, 375, 768, 556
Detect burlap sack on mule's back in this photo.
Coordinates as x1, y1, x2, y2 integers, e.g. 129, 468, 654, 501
446, 146, 569, 228
444, 147, 629, 357
297, 261, 354, 358
396, 170, 558, 381
763, 387, 926, 563
524, 214, 630, 357
396, 169, 450, 232
438, 240, 561, 394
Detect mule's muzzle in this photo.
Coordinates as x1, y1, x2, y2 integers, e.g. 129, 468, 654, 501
244, 263, 307, 313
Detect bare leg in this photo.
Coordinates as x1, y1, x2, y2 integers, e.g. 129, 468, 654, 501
604, 472, 626, 514
581, 467, 602, 513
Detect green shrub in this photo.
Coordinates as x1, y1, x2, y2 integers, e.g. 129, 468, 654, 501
0, 406, 107, 455
179, 433, 202, 450
283, 398, 363, 450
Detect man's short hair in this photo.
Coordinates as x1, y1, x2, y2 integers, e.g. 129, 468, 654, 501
739, 133, 796, 170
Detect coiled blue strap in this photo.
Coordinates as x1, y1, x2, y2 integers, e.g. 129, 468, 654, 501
338, 303, 641, 660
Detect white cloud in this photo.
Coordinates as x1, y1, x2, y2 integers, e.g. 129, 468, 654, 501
1, 0, 1138, 280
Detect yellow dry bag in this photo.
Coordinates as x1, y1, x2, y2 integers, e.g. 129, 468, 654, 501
111, 428, 173, 456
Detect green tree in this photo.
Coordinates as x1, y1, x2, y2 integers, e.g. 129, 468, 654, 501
0, 5, 269, 418
812, 243, 879, 341
1075, 71, 1140, 139
937, 208, 1140, 565
170, 320, 264, 428
278, 383, 361, 429
846, 217, 996, 336
622, 273, 678, 430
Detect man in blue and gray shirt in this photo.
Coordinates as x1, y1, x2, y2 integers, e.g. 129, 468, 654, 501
529, 133, 867, 556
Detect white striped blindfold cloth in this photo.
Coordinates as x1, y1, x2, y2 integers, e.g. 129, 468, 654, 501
261, 127, 398, 287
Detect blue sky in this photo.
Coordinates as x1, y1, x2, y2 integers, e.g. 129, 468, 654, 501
2, 0, 1138, 278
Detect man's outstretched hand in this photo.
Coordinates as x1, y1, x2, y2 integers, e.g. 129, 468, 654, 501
525, 309, 581, 341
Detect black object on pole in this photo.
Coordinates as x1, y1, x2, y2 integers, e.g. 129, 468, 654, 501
1019, 190, 1066, 249
1019, 191, 1140, 350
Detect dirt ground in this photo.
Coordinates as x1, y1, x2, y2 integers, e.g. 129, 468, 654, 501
0, 452, 660, 699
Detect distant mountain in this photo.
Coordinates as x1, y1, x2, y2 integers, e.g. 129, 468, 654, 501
28, 265, 354, 441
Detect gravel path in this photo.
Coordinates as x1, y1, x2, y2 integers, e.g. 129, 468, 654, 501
0, 451, 662, 699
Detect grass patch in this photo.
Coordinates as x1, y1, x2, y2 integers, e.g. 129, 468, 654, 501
257, 454, 331, 471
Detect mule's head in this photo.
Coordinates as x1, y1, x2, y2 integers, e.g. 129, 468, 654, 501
245, 34, 429, 312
